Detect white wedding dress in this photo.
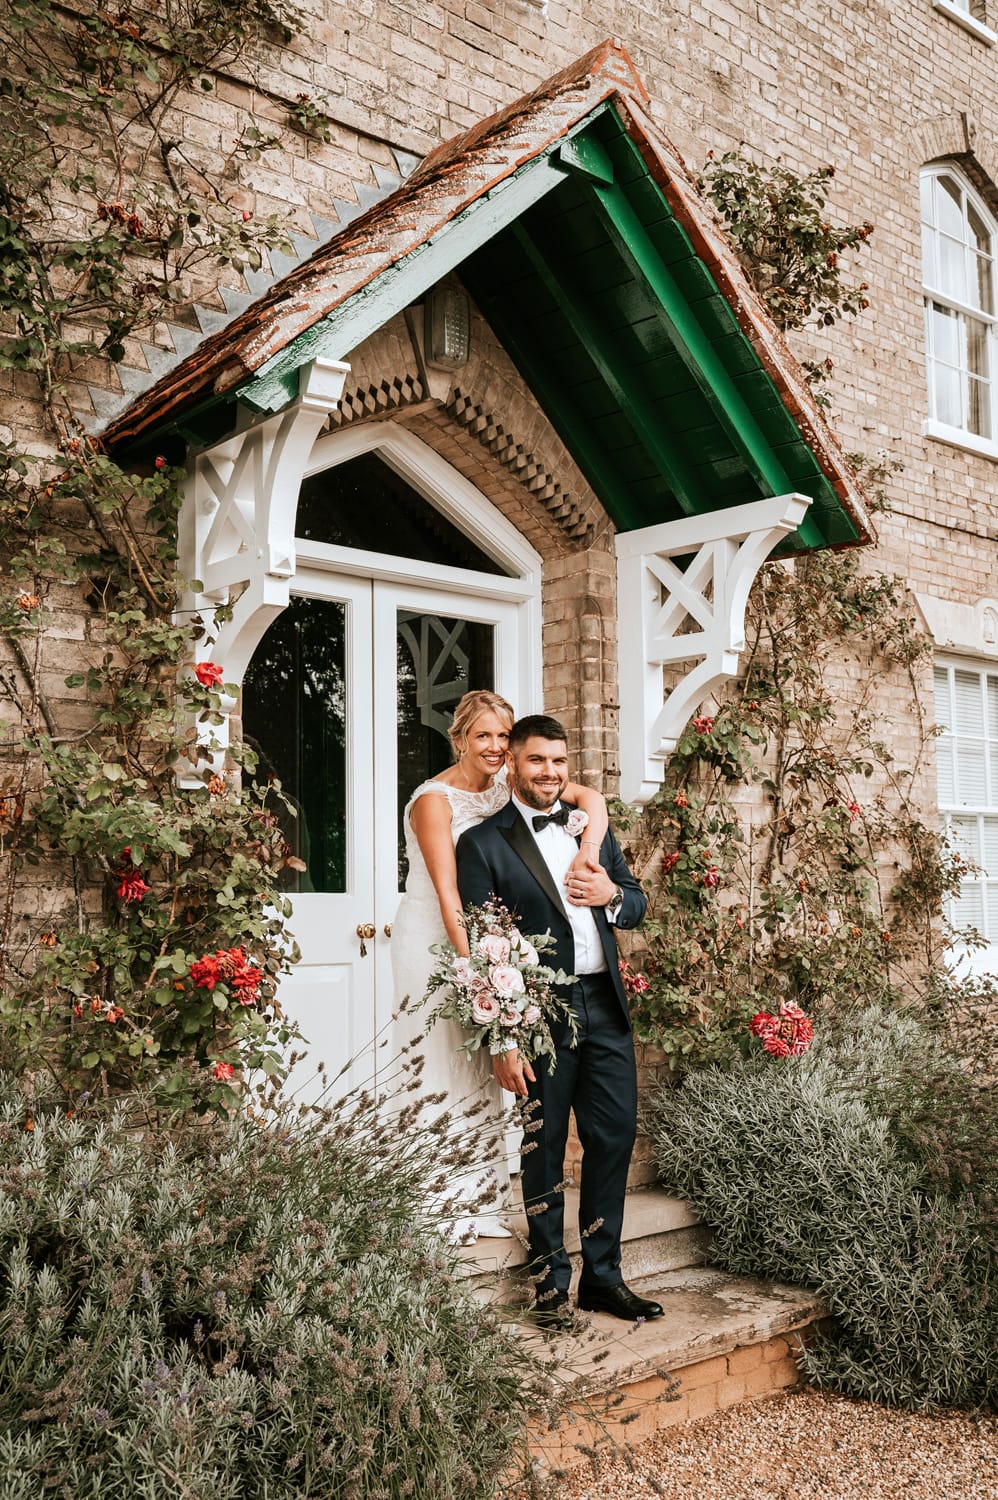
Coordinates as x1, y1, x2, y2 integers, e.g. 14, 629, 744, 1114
391, 774, 513, 1242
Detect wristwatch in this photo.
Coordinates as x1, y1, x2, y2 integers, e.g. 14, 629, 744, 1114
606, 884, 624, 917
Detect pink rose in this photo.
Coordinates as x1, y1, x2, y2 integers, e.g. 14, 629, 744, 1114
513, 937, 539, 967
565, 808, 589, 837
471, 991, 501, 1025
478, 933, 510, 965
522, 1004, 542, 1025
500, 1007, 522, 1029
491, 965, 525, 998
453, 956, 472, 986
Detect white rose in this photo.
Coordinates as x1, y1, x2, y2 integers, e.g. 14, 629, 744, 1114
522, 1004, 542, 1025
453, 956, 473, 985
513, 937, 539, 967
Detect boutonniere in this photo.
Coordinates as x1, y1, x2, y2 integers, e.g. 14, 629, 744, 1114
565, 808, 589, 838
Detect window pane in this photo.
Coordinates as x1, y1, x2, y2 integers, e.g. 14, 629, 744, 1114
938, 740, 956, 804
934, 665, 951, 729
952, 881, 984, 934
954, 670, 984, 733
921, 223, 937, 289
950, 814, 981, 862
968, 375, 992, 439
968, 201, 991, 257
966, 316, 990, 379
929, 357, 963, 427
982, 818, 998, 876
929, 302, 961, 365
988, 676, 998, 736
973, 251, 994, 315
937, 175, 965, 240
939, 233, 967, 302
296, 452, 511, 576
956, 741, 987, 803
920, 171, 934, 224
396, 611, 495, 885
987, 883, 998, 938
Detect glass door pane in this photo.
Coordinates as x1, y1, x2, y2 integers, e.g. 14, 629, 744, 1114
242, 596, 348, 893
395, 609, 495, 883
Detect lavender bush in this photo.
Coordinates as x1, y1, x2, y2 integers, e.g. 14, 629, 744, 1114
646, 1008, 997, 1410
0, 1075, 537, 1498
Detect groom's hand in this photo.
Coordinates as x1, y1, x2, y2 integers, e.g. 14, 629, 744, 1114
493, 1049, 535, 1097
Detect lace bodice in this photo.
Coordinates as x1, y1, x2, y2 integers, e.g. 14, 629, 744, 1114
401, 772, 509, 904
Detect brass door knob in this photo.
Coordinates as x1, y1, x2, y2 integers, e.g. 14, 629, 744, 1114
356, 922, 376, 956
383, 923, 392, 937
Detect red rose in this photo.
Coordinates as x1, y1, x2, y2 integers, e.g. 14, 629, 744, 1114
116, 871, 150, 903
212, 1060, 235, 1081
662, 851, 680, 873
190, 954, 222, 990
692, 715, 715, 734
194, 661, 224, 687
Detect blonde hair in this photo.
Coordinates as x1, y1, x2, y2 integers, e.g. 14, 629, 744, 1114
448, 690, 515, 759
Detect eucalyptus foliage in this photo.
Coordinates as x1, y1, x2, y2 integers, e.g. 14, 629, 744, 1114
0, 1075, 538, 1498
646, 1010, 997, 1410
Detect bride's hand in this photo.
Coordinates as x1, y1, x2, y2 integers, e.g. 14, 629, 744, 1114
493, 1049, 535, 1097
568, 840, 602, 879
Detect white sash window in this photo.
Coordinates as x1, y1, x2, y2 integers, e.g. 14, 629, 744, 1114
921, 166, 998, 457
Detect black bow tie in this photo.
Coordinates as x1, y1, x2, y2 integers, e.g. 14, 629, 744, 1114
532, 807, 571, 832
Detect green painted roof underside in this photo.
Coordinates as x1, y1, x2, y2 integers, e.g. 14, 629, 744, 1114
461, 108, 856, 551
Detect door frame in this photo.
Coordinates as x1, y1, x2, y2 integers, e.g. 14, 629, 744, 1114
248, 423, 543, 1099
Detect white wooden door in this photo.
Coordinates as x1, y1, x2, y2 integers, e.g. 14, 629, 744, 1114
244, 573, 524, 1102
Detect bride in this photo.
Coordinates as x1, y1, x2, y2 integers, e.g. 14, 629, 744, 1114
391, 689, 608, 1242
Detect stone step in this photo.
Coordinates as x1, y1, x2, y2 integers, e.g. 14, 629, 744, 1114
456, 1186, 709, 1302
521, 1265, 828, 1468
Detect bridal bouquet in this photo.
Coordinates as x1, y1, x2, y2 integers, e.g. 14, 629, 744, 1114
426, 900, 577, 1066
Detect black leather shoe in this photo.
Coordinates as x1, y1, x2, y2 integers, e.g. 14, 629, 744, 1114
531, 1292, 574, 1331
577, 1283, 664, 1321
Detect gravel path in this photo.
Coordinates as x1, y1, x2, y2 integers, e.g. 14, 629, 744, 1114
522, 1389, 998, 1499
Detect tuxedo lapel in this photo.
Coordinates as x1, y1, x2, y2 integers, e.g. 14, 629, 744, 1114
499, 812, 570, 921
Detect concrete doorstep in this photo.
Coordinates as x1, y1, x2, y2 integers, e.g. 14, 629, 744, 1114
457, 1187, 828, 1467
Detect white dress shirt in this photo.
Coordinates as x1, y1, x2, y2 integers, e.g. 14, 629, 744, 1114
510, 793, 608, 975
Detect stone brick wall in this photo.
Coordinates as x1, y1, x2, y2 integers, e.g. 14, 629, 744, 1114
7, 0, 997, 1130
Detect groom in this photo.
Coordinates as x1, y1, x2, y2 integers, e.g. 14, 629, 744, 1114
455, 714, 663, 1328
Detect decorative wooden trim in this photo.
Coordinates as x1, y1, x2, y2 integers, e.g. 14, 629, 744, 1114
616, 494, 812, 805
446, 388, 594, 547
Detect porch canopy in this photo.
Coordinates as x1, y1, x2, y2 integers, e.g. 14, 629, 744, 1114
104, 41, 874, 802
105, 40, 871, 555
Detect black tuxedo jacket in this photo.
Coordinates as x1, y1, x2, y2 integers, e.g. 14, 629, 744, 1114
454, 799, 646, 1027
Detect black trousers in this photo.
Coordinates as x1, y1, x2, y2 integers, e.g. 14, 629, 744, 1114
519, 972, 637, 1296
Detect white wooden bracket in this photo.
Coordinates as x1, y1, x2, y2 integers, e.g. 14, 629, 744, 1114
177, 356, 350, 778
615, 493, 812, 806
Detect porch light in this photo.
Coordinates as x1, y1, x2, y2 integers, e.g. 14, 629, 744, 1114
425, 284, 471, 369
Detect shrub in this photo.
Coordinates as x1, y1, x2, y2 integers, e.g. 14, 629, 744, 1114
0, 1075, 538, 1498
645, 1009, 997, 1410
